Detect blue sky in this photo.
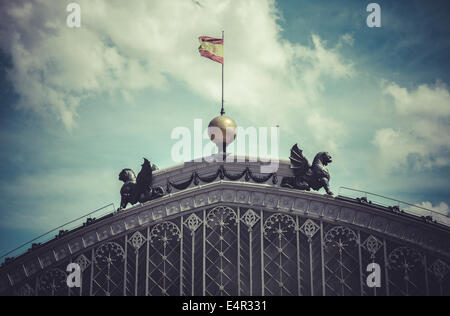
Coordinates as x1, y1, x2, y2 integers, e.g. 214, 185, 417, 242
0, 0, 449, 259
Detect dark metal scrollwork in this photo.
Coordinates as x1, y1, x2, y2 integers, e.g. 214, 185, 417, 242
263, 213, 297, 238
128, 231, 147, 252
39, 268, 67, 294
166, 165, 277, 193
206, 206, 237, 230
150, 222, 181, 247
361, 235, 383, 258
324, 226, 358, 249
299, 219, 320, 242
429, 259, 449, 282
95, 242, 125, 265
241, 209, 260, 231
388, 247, 423, 271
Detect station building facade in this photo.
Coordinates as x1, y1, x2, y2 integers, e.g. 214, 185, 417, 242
0, 158, 449, 296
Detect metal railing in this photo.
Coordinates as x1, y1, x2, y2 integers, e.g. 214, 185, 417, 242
338, 187, 450, 227
0, 203, 116, 264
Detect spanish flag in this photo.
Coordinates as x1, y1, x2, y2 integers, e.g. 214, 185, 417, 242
198, 36, 223, 64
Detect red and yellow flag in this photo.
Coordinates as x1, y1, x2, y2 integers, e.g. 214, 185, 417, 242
198, 36, 223, 64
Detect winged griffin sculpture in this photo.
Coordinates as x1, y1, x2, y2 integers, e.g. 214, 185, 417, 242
118, 158, 164, 210
281, 144, 333, 195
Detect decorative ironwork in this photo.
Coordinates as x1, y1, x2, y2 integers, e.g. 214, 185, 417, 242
91, 242, 126, 296
2, 203, 450, 296
168, 173, 195, 191
17, 283, 34, 296
388, 205, 403, 213
241, 209, 260, 230
128, 231, 147, 251
150, 222, 181, 247
323, 226, 359, 296
1, 257, 15, 268
95, 242, 125, 265
429, 259, 449, 282
184, 213, 203, 234
148, 221, 181, 296
206, 206, 237, 229
55, 230, 68, 239
299, 218, 320, 295
388, 247, 423, 271
39, 268, 67, 296
357, 197, 372, 205
75, 254, 91, 272
239, 208, 261, 295
263, 213, 297, 237
205, 206, 238, 296
263, 213, 298, 295
361, 235, 383, 258
166, 165, 277, 193
324, 226, 358, 249
299, 219, 320, 241
182, 212, 203, 296
27, 243, 42, 253
83, 217, 96, 227
388, 246, 424, 296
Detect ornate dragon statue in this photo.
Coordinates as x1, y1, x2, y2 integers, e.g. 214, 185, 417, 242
118, 158, 164, 210
281, 144, 333, 195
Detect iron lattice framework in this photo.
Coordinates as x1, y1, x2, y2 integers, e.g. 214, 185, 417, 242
6, 205, 450, 296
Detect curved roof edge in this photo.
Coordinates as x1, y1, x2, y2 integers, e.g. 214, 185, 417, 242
1, 179, 449, 291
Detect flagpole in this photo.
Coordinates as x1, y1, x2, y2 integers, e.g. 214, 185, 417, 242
221, 30, 225, 116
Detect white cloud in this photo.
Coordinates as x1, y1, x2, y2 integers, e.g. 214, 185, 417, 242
340, 33, 354, 47
384, 81, 450, 117
405, 201, 450, 226
1, 0, 353, 148
414, 201, 449, 215
307, 111, 346, 153
373, 82, 450, 171
0, 0, 356, 234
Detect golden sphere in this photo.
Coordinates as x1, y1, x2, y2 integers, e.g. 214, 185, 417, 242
208, 115, 237, 147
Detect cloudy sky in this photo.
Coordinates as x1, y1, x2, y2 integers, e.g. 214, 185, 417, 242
0, 0, 449, 258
